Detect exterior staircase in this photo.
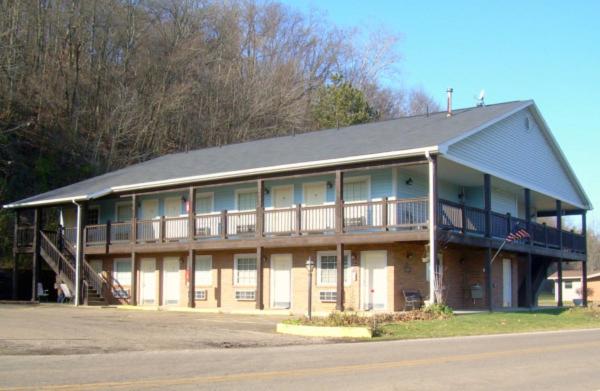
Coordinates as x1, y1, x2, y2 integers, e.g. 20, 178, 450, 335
39, 230, 108, 306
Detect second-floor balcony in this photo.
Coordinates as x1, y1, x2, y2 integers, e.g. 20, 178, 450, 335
82, 197, 429, 246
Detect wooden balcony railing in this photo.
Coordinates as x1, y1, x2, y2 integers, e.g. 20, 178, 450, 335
438, 199, 585, 253
16, 226, 34, 247
75, 197, 584, 254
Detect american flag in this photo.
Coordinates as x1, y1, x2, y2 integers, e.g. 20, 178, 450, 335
506, 229, 530, 242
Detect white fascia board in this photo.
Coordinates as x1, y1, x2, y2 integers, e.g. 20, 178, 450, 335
4, 146, 439, 209
437, 100, 534, 151
3, 195, 89, 209
440, 154, 589, 211
110, 146, 439, 193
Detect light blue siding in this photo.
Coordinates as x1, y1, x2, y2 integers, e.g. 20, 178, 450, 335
446, 108, 584, 208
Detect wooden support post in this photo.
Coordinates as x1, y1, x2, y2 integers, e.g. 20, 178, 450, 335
483, 174, 492, 311
13, 209, 19, 252
12, 210, 19, 300
256, 247, 264, 310
557, 259, 563, 307
75, 203, 87, 306
335, 170, 344, 233
382, 197, 388, 231
159, 215, 165, 243
460, 202, 467, 234
130, 252, 137, 306
296, 204, 302, 235
256, 180, 264, 238
524, 188, 533, 308
582, 211, 588, 306
105, 220, 111, 254
131, 194, 137, 244
12, 253, 18, 300
31, 208, 41, 302
188, 187, 195, 241
428, 154, 438, 304
485, 247, 493, 311
188, 249, 195, 308
336, 242, 344, 311
556, 200, 563, 307
484, 174, 491, 238
221, 210, 228, 239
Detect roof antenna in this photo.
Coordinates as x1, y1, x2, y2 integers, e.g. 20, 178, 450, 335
476, 90, 485, 107
446, 88, 453, 117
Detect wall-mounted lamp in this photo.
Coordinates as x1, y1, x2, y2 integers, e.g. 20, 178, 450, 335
406, 251, 414, 260
264, 188, 270, 195
181, 196, 187, 203
405, 177, 413, 186
326, 181, 333, 189
458, 190, 465, 201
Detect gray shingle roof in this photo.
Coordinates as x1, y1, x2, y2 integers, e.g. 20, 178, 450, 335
5, 100, 531, 207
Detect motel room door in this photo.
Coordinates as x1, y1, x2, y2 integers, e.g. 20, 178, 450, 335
141, 199, 160, 240
270, 254, 292, 309
360, 251, 388, 311
140, 258, 156, 305
162, 257, 180, 306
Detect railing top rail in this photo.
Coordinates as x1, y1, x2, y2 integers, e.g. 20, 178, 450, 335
39, 231, 75, 272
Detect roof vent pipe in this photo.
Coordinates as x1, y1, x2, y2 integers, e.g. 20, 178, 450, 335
446, 88, 453, 117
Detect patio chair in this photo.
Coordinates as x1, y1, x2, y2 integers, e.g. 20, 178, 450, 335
37, 283, 49, 302
402, 289, 423, 311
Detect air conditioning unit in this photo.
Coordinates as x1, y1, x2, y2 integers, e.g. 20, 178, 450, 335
319, 291, 337, 303
195, 289, 207, 301
112, 289, 129, 298
235, 290, 256, 301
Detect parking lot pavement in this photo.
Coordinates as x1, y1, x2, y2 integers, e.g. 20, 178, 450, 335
0, 304, 325, 355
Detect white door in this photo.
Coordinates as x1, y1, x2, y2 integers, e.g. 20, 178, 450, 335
303, 183, 326, 205
361, 251, 388, 311
502, 258, 512, 307
268, 186, 295, 234
141, 199, 160, 240
164, 197, 186, 239
162, 257, 180, 306
140, 258, 156, 305
270, 254, 292, 309
273, 186, 294, 208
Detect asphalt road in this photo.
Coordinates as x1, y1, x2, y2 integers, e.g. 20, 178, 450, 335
1, 328, 600, 390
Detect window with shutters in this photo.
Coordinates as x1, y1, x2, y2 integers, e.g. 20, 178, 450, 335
343, 177, 369, 202
237, 190, 257, 211
195, 193, 214, 214
317, 252, 351, 286
234, 255, 257, 286
195, 256, 212, 286
86, 207, 100, 225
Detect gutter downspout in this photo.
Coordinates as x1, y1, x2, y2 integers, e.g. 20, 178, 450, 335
72, 200, 82, 306
425, 151, 437, 304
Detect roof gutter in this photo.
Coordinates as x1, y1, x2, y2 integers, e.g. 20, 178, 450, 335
3, 146, 439, 209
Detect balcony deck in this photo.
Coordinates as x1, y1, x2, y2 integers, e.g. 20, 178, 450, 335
14, 197, 586, 258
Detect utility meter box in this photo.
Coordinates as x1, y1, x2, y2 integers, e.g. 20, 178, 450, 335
471, 284, 483, 300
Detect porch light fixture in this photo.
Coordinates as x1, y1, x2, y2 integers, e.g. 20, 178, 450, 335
405, 177, 413, 186
326, 181, 333, 189
264, 187, 270, 195
181, 196, 187, 203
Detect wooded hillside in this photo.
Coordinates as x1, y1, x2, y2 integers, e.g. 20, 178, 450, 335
0, 0, 434, 261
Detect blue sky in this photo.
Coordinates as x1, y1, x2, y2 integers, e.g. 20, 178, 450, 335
283, 0, 600, 226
